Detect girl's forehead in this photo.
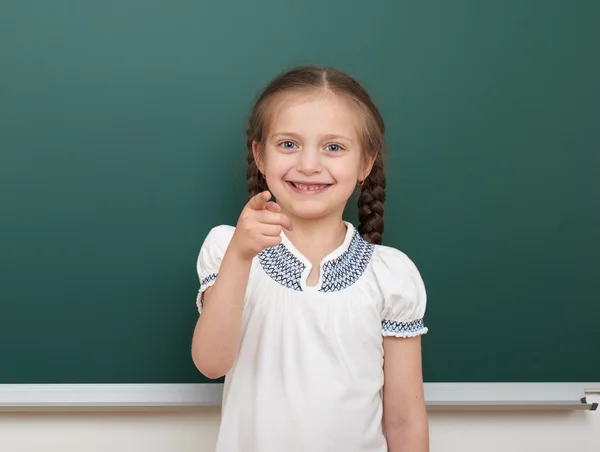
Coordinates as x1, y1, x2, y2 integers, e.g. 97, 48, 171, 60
271, 89, 347, 112
267, 90, 362, 138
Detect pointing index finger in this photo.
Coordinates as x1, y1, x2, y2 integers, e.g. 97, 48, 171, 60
248, 190, 271, 210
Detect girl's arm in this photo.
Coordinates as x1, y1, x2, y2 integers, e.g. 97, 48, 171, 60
191, 191, 292, 379
191, 248, 253, 379
382, 335, 429, 452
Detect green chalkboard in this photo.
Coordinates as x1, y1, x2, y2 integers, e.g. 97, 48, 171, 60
1, 0, 598, 384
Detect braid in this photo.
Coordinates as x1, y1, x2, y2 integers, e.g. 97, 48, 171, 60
358, 154, 386, 245
245, 137, 268, 200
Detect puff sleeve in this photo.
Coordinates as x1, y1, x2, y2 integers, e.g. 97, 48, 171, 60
195, 225, 235, 313
372, 245, 428, 337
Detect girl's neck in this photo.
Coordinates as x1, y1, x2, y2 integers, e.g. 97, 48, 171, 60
282, 213, 348, 266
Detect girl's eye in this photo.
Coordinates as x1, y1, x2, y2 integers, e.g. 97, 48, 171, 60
280, 141, 297, 149
326, 144, 342, 152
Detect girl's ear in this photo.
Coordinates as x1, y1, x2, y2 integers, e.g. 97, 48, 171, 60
252, 140, 265, 174
359, 153, 377, 183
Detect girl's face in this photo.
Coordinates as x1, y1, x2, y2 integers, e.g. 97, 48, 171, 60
254, 91, 372, 221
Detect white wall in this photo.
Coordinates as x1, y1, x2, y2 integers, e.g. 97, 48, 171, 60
1, 396, 598, 452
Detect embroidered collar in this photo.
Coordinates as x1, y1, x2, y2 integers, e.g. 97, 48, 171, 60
257, 222, 374, 292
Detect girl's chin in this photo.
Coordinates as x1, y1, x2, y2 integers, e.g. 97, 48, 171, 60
283, 200, 347, 220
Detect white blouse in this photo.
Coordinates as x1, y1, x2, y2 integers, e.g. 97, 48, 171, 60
195, 221, 427, 452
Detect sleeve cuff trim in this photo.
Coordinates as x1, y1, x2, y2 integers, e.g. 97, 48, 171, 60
196, 273, 218, 313
381, 318, 428, 337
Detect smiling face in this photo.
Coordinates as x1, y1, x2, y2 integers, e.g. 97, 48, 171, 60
253, 90, 373, 221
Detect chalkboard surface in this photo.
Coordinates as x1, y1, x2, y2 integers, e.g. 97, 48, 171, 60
1, 0, 598, 384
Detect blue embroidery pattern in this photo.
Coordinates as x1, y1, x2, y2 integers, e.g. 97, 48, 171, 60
381, 318, 426, 335
319, 230, 374, 292
201, 273, 217, 289
258, 228, 373, 292
258, 244, 306, 291
197, 273, 218, 309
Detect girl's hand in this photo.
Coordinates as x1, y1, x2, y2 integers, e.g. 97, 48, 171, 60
229, 191, 293, 261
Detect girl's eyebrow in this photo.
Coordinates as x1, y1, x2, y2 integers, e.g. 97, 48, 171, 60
271, 132, 354, 143
271, 132, 302, 140
322, 133, 354, 143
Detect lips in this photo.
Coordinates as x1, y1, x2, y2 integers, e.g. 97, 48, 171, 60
287, 181, 332, 194
291, 182, 328, 190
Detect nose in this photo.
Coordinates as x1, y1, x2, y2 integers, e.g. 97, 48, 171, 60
297, 146, 322, 175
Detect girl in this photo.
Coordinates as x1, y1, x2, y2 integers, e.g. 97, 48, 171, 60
191, 65, 429, 452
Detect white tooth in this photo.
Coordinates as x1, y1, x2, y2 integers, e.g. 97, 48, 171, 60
292, 183, 327, 191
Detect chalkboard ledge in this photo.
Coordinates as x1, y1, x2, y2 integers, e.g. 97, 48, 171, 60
0, 383, 598, 412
